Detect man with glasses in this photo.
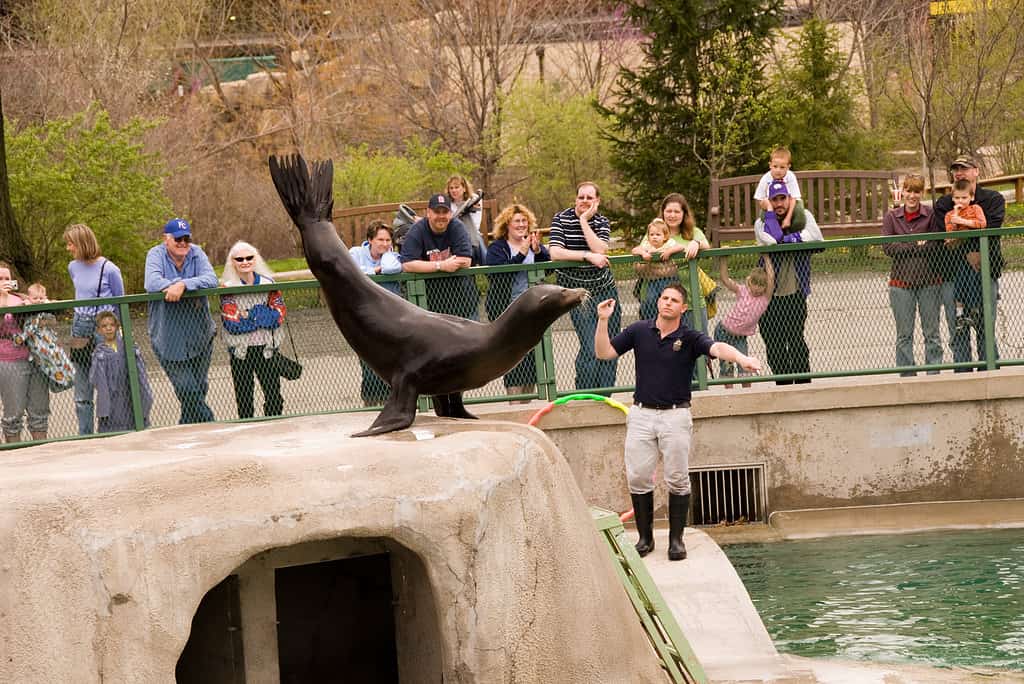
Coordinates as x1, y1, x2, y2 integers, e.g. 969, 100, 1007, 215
548, 181, 620, 392
931, 154, 1006, 370
144, 218, 219, 423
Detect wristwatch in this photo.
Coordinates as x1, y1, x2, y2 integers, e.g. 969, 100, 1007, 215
435, 261, 441, 272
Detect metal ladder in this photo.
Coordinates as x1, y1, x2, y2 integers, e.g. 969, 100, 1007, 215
592, 507, 709, 684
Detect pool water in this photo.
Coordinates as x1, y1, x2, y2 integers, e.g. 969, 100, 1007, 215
724, 528, 1024, 671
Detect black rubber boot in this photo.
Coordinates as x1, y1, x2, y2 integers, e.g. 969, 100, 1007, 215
630, 492, 655, 557
668, 493, 690, 561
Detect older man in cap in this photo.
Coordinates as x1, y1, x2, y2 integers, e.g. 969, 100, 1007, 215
754, 180, 824, 384
144, 218, 219, 423
399, 192, 480, 320
931, 154, 1005, 370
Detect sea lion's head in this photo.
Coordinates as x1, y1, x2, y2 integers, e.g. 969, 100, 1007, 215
513, 284, 588, 326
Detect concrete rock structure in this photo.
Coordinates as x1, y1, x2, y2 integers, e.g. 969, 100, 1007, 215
0, 414, 664, 683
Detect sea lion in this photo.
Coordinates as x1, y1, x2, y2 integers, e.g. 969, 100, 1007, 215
268, 153, 587, 437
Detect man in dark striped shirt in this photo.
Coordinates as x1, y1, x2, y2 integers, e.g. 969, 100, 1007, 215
549, 182, 621, 391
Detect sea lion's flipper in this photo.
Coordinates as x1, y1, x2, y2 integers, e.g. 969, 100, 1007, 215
433, 393, 477, 420
351, 382, 419, 437
268, 154, 335, 230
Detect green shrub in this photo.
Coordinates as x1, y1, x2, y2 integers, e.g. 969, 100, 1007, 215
333, 138, 476, 207
501, 82, 619, 224
5, 104, 172, 294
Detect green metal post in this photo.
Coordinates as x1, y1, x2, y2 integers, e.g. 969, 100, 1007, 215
979, 235, 996, 370
405, 277, 433, 413
529, 267, 558, 400
686, 260, 709, 390
119, 302, 147, 431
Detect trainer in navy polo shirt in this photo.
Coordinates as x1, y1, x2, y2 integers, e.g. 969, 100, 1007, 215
611, 320, 714, 406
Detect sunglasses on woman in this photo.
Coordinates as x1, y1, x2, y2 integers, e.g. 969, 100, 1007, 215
233, 255, 255, 263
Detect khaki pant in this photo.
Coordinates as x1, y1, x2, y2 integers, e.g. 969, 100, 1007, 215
624, 405, 692, 495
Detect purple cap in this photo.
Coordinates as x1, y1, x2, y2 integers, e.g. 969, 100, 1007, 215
768, 180, 790, 198
428, 194, 452, 211
163, 218, 192, 238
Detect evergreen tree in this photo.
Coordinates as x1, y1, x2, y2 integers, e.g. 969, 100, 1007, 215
601, 0, 783, 227
778, 18, 886, 169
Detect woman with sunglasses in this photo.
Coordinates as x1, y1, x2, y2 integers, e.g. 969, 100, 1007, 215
219, 241, 286, 418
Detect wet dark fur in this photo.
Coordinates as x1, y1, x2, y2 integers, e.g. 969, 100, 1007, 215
268, 153, 586, 436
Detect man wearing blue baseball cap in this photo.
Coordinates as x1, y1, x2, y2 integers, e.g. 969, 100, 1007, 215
144, 218, 219, 423
754, 180, 825, 384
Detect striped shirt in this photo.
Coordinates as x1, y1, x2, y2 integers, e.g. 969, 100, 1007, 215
548, 207, 613, 288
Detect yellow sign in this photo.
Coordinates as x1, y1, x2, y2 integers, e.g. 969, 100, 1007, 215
930, 0, 992, 15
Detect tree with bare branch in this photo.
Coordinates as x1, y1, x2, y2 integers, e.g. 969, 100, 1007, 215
340, 0, 564, 192
883, 0, 1024, 193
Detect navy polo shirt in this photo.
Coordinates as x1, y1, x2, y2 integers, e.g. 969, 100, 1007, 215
611, 320, 714, 404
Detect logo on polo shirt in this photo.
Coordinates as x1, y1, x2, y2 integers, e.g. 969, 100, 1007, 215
672, 339, 682, 352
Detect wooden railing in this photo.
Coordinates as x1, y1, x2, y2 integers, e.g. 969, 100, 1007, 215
332, 199, 498, 248
928, 173, 1024, 203
707, 170, 898, 245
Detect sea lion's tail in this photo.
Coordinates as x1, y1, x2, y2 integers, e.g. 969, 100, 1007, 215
268, 153, 335, 229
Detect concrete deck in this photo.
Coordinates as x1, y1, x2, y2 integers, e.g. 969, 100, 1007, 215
644, 525, 1024, 683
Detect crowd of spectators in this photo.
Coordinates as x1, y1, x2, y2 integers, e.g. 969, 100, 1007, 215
0, 152, 1013, 442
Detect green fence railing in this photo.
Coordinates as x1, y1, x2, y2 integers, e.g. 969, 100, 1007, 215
1, 225, 1022, 449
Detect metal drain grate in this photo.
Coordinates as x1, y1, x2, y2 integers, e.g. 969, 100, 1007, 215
689, 464, 767, 525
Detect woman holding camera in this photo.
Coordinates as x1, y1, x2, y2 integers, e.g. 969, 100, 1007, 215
65, 224, 125, 435
220, 241, 287, 419
0, 262, 49, 443
447, 174, 486, 266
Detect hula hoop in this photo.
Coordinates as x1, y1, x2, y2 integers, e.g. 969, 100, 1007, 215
526, 392, 629, 427
526, 393, 635, 522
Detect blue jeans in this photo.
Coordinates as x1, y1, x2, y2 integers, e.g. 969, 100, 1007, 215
157, 338, 215, 424
888, 285, 942, 374
713, 323, 750, 378
70, 313, 97, 435
569, 280, 620, 392
941, 279, 999, 371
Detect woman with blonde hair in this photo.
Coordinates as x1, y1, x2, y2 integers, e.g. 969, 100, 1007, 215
220, 241, 287, 418
447, 174, 486, 265
485, 203, 550, 401
64, 223, 125, 434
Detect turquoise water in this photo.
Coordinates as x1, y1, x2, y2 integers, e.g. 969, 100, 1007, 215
724, 528, 1024, 671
